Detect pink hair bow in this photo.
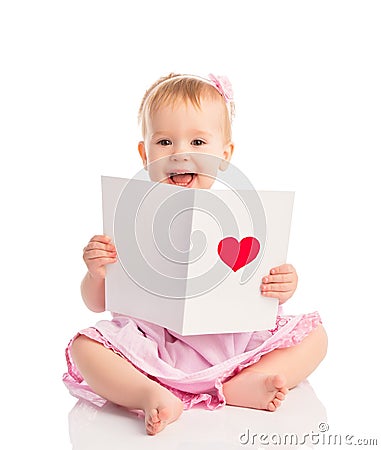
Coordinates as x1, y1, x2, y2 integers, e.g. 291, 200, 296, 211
208, 73, 234, 103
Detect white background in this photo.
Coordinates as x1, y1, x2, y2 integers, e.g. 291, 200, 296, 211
1, 1, 380, 448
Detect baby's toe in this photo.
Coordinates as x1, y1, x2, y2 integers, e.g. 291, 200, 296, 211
145, 409, 160, 434
280, 386, 289, 395
149, 409, 160, 424
275, 391, 285, 401
268, 401, 276, 412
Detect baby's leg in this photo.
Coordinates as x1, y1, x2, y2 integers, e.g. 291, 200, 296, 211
222, 323, 328, 411
70, 335, 183, 435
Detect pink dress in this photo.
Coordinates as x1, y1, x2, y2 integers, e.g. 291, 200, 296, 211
63, 309, 321, 410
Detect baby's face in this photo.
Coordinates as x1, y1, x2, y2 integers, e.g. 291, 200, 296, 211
138, 98, 234, 189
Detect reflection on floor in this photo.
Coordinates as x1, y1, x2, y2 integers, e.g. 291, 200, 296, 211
69, 380, 326, 449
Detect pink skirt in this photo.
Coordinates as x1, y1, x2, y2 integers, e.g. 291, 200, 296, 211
63, 311, 321, 410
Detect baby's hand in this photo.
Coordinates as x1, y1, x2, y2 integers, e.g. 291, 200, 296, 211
83, 235, 117, 280
260, 264, 298, 304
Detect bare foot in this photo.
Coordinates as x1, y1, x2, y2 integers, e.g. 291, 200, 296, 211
144, 385, 184, 435
223, 371, 289, 411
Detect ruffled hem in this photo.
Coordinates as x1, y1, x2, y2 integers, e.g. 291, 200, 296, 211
63, 311, 321, 410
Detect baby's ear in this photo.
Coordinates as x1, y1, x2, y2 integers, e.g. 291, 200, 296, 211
138, 141, 148, 170
219, 142, 234, 171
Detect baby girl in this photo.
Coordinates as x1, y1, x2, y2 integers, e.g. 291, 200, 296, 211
63, 73, 328, 435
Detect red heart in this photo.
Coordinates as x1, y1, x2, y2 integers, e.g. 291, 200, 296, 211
217, 236, 260, 272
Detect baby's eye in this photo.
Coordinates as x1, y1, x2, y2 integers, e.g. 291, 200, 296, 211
157, 139, 172, 146
191, 139, 205, 146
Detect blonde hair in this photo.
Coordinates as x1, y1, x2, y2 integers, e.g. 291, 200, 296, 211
138, 73, 234, 143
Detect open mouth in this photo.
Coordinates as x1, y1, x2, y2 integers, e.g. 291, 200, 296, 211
168, 172, 197, 187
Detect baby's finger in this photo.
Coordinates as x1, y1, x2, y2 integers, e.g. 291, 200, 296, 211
261, 282, 293, 293
97, 256, 117, 265
269, 264, 295, 275
84, 241, 116, 253
88, 235, 113, 245
84, 249, 117, 260
261, 290, 280, 299
89, 256, 117, 265
87, 257, 118, 273
261, 289, 293, 304
262, 273, 293, 284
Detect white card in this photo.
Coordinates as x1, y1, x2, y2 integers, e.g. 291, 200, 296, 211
102, 176, 294, 335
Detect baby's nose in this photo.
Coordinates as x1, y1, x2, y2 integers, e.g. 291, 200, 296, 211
170, 150, 190, 161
